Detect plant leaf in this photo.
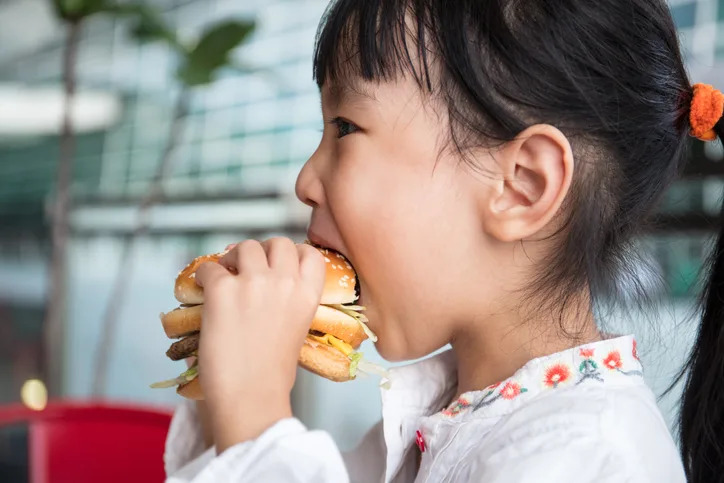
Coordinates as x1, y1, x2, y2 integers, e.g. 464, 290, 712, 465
129, 9, 184, 51
176, 20, 255, 87
54, 0, 108, 20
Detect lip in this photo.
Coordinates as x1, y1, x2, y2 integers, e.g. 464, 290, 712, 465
306, 230, 341, 255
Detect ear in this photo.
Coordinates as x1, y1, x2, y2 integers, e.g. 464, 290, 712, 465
483, 124, 574, 242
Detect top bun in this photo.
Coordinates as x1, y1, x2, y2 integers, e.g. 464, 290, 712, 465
174, 252, 226, 305
173, 245, 358, 306
315, 246, 358, 305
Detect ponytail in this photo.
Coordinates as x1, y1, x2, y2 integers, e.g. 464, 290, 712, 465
679, 117, 724, 482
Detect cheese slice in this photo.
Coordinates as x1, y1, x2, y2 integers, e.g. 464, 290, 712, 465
308, 332, 355, 356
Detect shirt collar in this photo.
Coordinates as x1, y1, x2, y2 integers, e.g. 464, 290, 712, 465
380, 349, 457, 482
378, 334, 644, 481
437, 334, 644, 420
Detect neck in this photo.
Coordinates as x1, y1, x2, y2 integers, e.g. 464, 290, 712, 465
450, 295, 602, 400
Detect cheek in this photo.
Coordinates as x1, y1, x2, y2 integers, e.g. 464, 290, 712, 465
329, 157, 467, 358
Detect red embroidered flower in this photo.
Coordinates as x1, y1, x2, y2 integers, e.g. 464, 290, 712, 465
603, 351, 623, 370
500, 382, 523, 400
632, 340, 640, 361
442, 397, 470, 416
579, 348, 595, 358
544, 363, 571, 388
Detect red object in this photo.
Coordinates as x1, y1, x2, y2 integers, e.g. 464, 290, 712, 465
500, 382, 523, 400
415, 430, 426, 453
0, 401, 172, 483
543, 363, 571, 388
603, 350, 623, 370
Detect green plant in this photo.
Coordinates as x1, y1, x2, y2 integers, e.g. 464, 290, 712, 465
45, 0, 256, 398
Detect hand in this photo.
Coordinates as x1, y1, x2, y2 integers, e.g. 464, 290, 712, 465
194, 238, 325, 451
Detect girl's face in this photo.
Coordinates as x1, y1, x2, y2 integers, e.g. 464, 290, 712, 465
296, 77, 509, 362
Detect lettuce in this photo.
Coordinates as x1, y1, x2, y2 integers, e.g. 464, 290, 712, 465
150, 363, 198, 389
348, 352, 363, 378
347, 351, 391, 389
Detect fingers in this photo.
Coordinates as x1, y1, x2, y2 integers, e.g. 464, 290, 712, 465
297, 244, 325, 294
195, 261, 231, 289
262, 237, 299, 272
201, 239, 314, 288
218, 240, 268, 274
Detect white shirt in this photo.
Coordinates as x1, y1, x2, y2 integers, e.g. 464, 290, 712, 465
164, 334, 686, 482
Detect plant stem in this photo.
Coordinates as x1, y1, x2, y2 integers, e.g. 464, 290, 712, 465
91, 88, 190, 397
43, 19, 82, 398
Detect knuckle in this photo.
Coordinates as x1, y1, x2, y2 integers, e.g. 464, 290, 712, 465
238, 239, 258, 249
210, 273, 236, 293
268, 237, 294, 252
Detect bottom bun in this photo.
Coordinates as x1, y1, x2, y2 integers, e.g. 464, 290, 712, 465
177, 376, 204, 400
298, 338, 353, 382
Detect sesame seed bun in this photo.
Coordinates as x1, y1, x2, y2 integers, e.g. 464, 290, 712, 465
173, 252, 226, 305
173, 246, 358, 306
314, 246, 358, 305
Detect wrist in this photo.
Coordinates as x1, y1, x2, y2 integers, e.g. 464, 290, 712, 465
211, 392, 293, 453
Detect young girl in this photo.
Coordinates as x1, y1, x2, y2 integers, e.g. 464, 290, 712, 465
163, 0, 724, 481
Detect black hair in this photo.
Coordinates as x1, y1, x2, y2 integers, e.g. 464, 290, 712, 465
313, 1, 722, 479
677, 118, 724, 481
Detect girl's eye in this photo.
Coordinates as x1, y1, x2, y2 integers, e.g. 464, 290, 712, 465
330, 117, 359, 139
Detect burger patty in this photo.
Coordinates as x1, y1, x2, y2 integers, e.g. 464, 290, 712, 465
166, 333, 200, 361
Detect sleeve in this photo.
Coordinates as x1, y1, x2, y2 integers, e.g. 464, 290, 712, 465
164, 399, 209, 476
342, 420, 386, 483
164, 407, 350, 482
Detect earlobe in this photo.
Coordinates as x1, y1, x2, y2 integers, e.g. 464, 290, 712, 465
485, 124, 574, 242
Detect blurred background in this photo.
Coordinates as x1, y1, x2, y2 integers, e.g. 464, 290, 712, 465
0, 0, 722, 470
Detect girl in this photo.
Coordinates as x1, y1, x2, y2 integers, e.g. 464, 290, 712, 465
164, 0, 724, 481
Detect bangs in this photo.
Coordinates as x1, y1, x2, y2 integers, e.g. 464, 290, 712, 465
313, 0, 434, 90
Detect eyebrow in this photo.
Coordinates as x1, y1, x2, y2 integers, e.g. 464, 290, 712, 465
324, 82, 377, 107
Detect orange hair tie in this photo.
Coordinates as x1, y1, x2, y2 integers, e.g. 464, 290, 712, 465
690, 83, 723, 142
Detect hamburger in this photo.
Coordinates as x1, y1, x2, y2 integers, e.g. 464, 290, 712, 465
151, 243, 386, 399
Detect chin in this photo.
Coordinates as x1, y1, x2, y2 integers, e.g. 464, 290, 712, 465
372, 339, 410, 363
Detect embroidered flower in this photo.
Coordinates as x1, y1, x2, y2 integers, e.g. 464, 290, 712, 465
543, 363, 571, 388
603, 351, 623, 370
442, 397, 471, 416
579, 348, 595, 358
500, 382, 527, 400
632, 340, 640, 361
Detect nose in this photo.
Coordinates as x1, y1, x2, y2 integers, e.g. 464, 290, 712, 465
295, 145, 326, 208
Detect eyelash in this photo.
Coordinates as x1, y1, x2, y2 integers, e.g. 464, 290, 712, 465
326, 117, 360, 139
